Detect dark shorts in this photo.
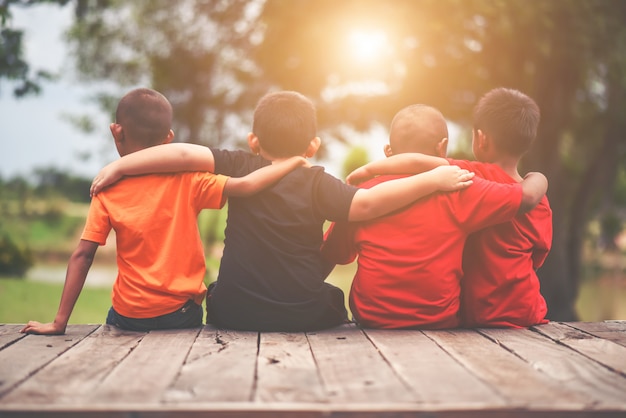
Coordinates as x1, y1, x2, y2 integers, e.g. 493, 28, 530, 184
206, 281, 348, 331
106, 300, 203, 332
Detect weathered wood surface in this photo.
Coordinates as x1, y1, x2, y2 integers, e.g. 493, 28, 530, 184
0, 321, 625, 417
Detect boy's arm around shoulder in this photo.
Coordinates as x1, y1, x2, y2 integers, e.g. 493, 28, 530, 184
223, 156, 309, 197
20, 240, 99, 335
518, 172, 548, 214
348, 165, 474, 221
347, 153, 449, 185
91, 144, 216, 196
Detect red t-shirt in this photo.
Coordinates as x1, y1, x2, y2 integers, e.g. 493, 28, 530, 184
321, 175, 522, 329
449, 159, 552, 328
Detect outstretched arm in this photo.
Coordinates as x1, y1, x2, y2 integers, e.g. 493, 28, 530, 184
348, 165, 474, 221
347, 153, 449, 185
20, 240, 98, 335
518, 172, 548, 214
91, 143, 215, 195
224, 157, 309, 196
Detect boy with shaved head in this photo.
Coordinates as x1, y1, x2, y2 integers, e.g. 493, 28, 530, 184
321, 103, 548, 329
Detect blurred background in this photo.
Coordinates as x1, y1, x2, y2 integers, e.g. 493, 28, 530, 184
1, 0, 625, 324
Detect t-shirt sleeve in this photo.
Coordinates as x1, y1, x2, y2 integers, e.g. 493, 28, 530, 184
453, 177, 523, 233
312, 169, 359, 222
191, 172, 230, 210
81, 196, 111, 245
210, 148, 270, 177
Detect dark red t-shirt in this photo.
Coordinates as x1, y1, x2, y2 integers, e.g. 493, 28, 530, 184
322, 174, 522, 329
449, 159, 552, 328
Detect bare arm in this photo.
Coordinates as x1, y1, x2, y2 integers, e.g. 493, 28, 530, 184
91, 143, 215, 195
348, 165, 474, 221
518, 172, 548, 214
224, 157, 309, 197
347, 153, 450, 185
20, 240, 99, 335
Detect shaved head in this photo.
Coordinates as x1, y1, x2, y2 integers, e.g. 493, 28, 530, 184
389, 105, 448, 156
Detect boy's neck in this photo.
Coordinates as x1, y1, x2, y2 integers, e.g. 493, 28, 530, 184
485, 156, 524, 182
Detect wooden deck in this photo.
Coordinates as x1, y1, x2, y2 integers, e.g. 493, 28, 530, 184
0, 321, 625, 417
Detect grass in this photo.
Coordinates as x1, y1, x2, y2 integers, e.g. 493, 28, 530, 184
0, 262, 358, 325
0, 278, 111, 324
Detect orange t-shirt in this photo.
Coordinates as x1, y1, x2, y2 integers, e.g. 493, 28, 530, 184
82, 172, 228, 318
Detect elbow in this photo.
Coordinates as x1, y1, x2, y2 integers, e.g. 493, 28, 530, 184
518, 192, 543, 214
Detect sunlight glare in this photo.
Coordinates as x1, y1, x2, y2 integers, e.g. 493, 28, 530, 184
348, 29, 388, 62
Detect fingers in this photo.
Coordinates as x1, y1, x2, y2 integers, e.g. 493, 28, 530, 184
90, 176, 102, 197
20, 321, 39, 334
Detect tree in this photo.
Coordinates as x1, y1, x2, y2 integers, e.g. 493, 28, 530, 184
65, 0, 264, 148
53, 0, 626, 320
0, 0, 73, 97
254, 0, 626, 320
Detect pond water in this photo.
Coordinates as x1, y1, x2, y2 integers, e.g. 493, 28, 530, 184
28, 263, 117, 288
576, 273, 626, 321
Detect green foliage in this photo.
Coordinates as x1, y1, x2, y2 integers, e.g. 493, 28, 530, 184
0, 233, 33, 277
342, 146, 369, 180
6, 0, 626, 321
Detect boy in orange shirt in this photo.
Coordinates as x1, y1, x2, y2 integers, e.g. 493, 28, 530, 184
346, 88, 552, 328
21, 88, 306, 334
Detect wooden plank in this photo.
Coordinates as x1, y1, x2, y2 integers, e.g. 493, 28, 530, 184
89, 327, 200, 405
0, 324, 98, 398
0, 324, 26, 350
532, 322, 626, 376
364, 328, 506, 408
0, 325, 145, 406
480, 325, 626, 409
566, 321, 626, 347
164, 326, 258, 403
425, 328, 594, 410
306, 324, 415, 404
256, 332, 326, 403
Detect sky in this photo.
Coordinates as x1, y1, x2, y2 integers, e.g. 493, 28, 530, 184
0, 4, 460, 182
0, 5, 117, 181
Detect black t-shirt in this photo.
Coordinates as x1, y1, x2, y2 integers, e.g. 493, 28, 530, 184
209, 149, 358, 331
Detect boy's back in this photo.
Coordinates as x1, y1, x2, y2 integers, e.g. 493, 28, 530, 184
86, 172, 227, 318
208, 149, 354, 331
450, 160, 552, 327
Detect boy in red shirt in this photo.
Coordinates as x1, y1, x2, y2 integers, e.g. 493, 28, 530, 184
322, 103, 548, 329
21, 88, 307, 335
344, 88, 551, 328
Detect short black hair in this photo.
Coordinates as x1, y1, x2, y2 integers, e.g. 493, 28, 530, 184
116, 88, 173, 148
473, 88, 540, 157
252, 91, 317, 158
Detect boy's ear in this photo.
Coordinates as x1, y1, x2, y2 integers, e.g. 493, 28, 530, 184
436, 137, 448, 157
305, 136, 321, 158
384, 144, 393, 157
476, 129, 490, 151
162, 129, 175, 144
247, 132, 261, 155
110, 123, 124, 144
